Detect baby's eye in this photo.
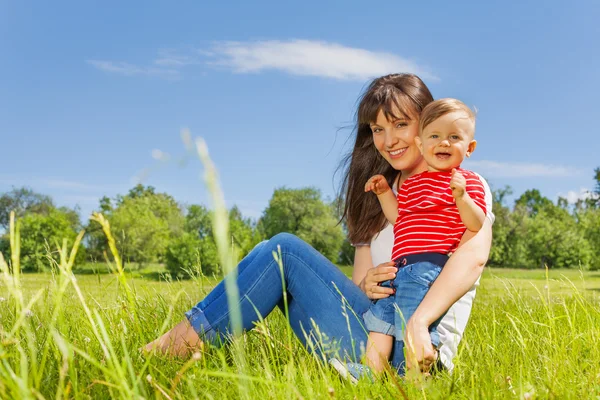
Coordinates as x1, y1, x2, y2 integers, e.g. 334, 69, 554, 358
450, 135, 460, 140
430, 134, 438, 139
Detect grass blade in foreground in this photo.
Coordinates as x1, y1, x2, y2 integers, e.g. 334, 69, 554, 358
193, 133, 247, 396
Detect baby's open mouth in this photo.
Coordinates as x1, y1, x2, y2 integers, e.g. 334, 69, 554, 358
435, 152, 451, 160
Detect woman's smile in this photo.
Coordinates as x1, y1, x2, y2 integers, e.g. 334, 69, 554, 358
389, 147, 408, 158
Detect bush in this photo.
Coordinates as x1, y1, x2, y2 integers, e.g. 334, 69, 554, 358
165, 233, 204, 278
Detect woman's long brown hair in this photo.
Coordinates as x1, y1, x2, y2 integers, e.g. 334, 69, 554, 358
338, 74, 434, 245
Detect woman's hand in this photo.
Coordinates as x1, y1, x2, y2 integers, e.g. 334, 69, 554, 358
403, 220, 493, 373
404, 315, 438, 373
359, 261, 397, 299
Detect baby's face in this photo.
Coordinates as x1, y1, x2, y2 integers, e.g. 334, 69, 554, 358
416, 111, 477, 172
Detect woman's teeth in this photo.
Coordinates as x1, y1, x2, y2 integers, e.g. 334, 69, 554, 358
389, 148, 406, 156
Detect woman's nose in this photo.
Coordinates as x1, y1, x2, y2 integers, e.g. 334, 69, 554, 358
384, 130, 399, 148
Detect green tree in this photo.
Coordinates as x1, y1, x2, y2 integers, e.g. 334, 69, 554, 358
84, 196, 114, 262
229, 206, 262, 257
338, 238, 355, 265
488, 186, 513, 267
176, 204, 261, 276
515, 189, 553, 217
592, 167, 600, 208
182, 204, 219, 273
260, 187, 344, 262
185, 204, 213, 239
523, 203, 593, 269
577, 207, 600, 270
0, 187, 54, 229
107, 186, 184, 266
15, 209, 83, 272
165, 232, 203, 278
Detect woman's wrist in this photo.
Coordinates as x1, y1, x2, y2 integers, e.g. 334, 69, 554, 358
358, 278, 367, 294
410, 308, 435, 327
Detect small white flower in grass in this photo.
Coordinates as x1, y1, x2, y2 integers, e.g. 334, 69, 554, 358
544, 285, 548, 290
120, 318, 128, 334
24, 309, 33, 317
523, 384, 535, 399
0, 297, 6, 302
84, 337, 91, 344
192, 352, 202, 361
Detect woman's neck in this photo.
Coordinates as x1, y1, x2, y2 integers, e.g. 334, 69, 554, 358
398, 159, 428, 186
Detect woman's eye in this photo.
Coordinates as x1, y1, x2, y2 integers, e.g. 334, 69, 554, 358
372, 127, 382, 134
396, 122, 407, 128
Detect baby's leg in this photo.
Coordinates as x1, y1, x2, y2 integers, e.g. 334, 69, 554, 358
392, 261, 444, 375
364, 331, 394, 373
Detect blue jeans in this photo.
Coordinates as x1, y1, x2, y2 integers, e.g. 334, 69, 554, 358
364, 260, 445, 374
185, 233, 430, 374
185, 233, 372, 363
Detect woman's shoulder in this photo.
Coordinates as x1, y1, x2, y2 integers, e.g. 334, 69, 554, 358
457, 168, 482, 179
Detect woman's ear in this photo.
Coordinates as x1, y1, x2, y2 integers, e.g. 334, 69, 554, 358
415, 136, 424, 155
466, 140, 477, 157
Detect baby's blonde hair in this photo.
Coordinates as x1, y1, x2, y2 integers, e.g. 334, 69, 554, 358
419, 98, 476, 135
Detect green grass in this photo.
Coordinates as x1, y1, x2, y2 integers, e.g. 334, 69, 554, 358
1, 265, 599, 399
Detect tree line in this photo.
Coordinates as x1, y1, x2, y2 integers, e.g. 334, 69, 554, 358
1, 167, 599, 274
0, 185, 345, 276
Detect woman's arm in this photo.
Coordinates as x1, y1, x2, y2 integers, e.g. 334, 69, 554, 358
352, 245, 374, 286
404, 218, 493, 371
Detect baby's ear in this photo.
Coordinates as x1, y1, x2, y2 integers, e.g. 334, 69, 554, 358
415, 136, 424, 155
466, 140, 477, 157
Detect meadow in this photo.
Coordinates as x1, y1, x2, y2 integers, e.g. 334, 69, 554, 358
1, 250, 599, 399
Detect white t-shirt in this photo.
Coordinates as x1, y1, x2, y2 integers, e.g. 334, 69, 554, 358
368, 173, 494, 371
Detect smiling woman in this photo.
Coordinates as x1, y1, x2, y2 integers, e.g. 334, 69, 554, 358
144, 73, 493, 379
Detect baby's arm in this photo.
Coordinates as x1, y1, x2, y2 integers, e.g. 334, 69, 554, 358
365, 175, 398, 224
450, 169, 486, 231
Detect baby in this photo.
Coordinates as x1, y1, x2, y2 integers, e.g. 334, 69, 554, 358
332, 98, 487, 381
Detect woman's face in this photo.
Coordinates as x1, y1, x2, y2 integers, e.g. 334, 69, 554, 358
370, 107, 426, 176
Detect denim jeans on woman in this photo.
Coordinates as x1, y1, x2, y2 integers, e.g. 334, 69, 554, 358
186, 233, 410, 372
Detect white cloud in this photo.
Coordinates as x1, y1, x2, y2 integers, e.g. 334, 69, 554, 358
153, 48, 201, 67
558, 187, 597, 204
463, 160, 583, 178
204, 40, 438, 81
87, 40, 438, 82
86, 60, 179, 78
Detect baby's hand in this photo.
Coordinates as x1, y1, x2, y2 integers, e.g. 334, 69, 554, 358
365, 175, 391, 195
450, 169, 466, 199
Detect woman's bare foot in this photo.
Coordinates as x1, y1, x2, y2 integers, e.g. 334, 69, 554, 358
143, 319, 204, 357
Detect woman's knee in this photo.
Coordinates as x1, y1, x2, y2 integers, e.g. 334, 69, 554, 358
268, 232, 303, 250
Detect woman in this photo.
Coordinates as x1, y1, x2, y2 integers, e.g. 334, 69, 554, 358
144, 73, 493, 375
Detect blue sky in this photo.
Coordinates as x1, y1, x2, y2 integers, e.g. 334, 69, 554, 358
1, 1, 599, 220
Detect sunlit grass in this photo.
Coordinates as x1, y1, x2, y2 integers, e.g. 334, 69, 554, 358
0, 263, 598, 398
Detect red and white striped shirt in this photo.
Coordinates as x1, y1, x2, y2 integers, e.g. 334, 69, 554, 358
391, 168, 487, 261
